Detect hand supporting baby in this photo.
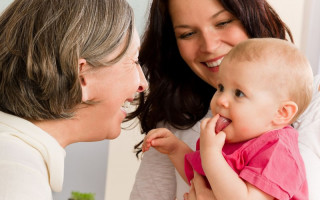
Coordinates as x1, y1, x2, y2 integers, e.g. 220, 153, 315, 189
183, 171, 216, 200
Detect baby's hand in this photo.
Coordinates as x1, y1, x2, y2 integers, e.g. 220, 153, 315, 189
142, 128, 180, 155
200, 114, 226, 153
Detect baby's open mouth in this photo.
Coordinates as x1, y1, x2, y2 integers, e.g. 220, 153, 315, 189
215, 116, 232, 134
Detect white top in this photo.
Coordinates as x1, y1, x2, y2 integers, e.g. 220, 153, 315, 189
130, 75, 320, 200
294, 74, 320, 200
0, 111, 65, 200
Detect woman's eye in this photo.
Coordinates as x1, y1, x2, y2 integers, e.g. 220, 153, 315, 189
179, 31, 195, 39
235, 89, 244, 97
216, 19, 233, 28
218, 84, 224, 92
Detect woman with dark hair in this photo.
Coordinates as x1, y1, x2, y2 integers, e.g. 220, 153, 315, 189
128, 0, 320, 199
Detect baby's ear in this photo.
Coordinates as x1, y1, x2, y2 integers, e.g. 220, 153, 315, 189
273, 101, 298, 125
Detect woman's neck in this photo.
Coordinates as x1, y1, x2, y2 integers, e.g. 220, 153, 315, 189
31, 118, 81, 148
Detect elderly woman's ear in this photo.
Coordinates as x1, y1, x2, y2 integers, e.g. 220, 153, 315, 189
78, 58, 89, 102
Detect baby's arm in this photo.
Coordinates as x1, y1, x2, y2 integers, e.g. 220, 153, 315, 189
200, 115, 273, 200
142, 128, 193, 183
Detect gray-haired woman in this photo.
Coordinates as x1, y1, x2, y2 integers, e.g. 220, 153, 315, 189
0, 0, 147, 199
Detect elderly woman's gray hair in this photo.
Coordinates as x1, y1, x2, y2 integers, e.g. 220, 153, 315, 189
0, 0, 134, 120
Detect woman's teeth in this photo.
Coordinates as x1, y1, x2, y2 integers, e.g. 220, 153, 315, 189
206, 57, 224, 68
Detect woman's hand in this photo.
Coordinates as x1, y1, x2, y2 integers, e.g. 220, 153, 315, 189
183, 171, 216, 200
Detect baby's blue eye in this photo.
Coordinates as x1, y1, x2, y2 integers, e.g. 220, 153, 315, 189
235, 89, 244, 97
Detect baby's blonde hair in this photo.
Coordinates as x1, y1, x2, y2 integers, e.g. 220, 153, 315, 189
227, 38, 313, 122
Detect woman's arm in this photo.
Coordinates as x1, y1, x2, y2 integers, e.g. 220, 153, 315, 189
130, 147, 177, 200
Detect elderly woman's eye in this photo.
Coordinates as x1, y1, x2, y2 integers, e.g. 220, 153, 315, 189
134, 60, 140, 65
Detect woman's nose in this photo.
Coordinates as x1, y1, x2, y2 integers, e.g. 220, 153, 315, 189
200, 29, 220, 53
136, 65, 148, 92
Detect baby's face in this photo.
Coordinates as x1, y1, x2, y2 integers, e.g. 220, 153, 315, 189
210, 58, 281, 143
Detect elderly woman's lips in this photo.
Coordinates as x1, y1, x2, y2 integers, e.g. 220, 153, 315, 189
215, 116, 232, 133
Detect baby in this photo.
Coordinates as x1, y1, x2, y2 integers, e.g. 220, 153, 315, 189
142, 38, 313, 200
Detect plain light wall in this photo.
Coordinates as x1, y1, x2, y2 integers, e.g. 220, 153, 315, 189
0, 0, 12, 11
268, 0, 304, 48
300, 0, 320, 74
267, 0, 320, 74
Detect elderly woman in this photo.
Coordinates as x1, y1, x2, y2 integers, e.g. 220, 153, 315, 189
0, 0, 147, 199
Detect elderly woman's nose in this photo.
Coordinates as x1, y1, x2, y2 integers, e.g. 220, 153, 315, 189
137, 65, 148, 92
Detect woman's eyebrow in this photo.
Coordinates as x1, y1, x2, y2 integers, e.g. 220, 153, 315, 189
173, 9, 226, 30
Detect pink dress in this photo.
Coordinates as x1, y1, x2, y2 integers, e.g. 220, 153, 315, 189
185, 126, 308, 200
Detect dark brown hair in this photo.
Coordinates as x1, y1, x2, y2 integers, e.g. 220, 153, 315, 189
127, 0, 293, 156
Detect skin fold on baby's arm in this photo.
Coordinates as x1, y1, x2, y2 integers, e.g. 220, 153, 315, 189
142, 128, 193, 183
